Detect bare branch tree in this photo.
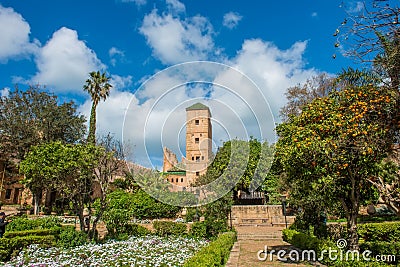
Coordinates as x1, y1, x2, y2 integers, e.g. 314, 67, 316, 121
335, 0, 400, 89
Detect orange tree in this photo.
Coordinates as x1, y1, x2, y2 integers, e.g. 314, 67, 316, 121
275, 77, 397, 250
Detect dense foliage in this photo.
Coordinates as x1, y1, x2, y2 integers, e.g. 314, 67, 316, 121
276, 71, 397, 249
153, 221, 187, 236
20, 142, 103, 229
0, 86, 86, 165
98, 189, 181, 237
183, 231, 236, 267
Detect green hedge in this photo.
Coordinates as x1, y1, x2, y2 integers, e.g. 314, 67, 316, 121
0, 235, 56, 261
183, 231, 236, 267
4, 227, 61, 238
6, 216, 61, 231
282, 229, 323, 252
57, 226, 88, 248
189, 222, 207, 238
153, 221, 187, 236
360, 241, 400, 259
0, 224, 89, 261
283, 228, 397, 266
123, 223, 152, 236
357, 222, 400, 242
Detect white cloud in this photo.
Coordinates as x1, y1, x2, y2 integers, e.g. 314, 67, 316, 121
0, 5, 39, 63
88, 39, 317, 167
139, 9, 215, 64
120, 0, 146, 6
73, 26, 316, 166
1, 87, 10, 97
110, 74, 133, 90
166, 0, 185, 14
78, 89, 134, 141
347, 1, 364, 13
223, 12, 242, 29
311, 12, 318, 17
32, 27, 104, 94
227, 39, 317, 120
109, 47, 125, 66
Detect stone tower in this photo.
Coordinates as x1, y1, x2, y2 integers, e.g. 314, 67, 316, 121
185, 103, 212, 185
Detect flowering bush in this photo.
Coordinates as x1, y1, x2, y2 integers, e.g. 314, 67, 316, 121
2, 235, 208, 266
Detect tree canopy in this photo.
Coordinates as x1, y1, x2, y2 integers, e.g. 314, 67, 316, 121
0, 86, 86, 166
83, 71, 112, 144
275, 71, 397, 250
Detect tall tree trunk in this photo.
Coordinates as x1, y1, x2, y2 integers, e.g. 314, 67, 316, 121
346, 210, 359, 251
33, 188, 42, 215
87, 103, 97, 145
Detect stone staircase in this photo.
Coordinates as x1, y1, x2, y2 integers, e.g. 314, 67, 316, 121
231, 205, 295, 227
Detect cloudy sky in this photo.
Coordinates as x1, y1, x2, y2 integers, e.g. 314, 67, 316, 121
0, 0, 361, 168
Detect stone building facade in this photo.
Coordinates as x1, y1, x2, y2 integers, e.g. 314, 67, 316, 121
163, 103, 212, 187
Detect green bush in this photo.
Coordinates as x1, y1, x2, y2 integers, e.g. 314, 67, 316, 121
6, 216, 61, 231
360, 241, 399, 260
153, 221, 187, 236
290, 231, 321, 252
282, 229, 298, 243
57, 226, 88, 248
189, 222, 207, 238
357, 222, 400, 242
4, 227, 61, 238
283, 229, 319, 250
131, 189, 181, 219
123, 223, 152, 236
0, 235, 56, 261
183, 231, 236, 267
283, 228, 396, 266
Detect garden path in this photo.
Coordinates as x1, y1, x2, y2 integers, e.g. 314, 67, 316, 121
226, 226, 325, 267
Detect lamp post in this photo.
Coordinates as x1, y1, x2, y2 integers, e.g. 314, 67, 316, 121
281, 195, 288, 229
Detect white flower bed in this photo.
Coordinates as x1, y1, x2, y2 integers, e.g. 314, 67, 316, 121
3, 235, 208, 267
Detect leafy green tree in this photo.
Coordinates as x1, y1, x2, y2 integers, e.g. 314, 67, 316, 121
0, 86, 86, 165
83, 71, 112, 144
275, 71, 397, 250
96, 190, 134, 237
89, 134, 127, 239
20, 142, 102, 229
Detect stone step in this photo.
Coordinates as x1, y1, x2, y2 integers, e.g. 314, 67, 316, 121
237, 234, 282, 241
225, 242, 240, 267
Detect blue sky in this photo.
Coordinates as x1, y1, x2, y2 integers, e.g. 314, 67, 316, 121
0, 0, 364, 167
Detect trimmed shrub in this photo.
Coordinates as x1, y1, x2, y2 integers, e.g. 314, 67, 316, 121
6, 216, 61, 231
57, 226, 88, 248
0, 235, 56, 261
282, 229, 321, 251
357, 222, 400, 242
282, 229, 298, 243
189, 222, 207, 238
183, 231, 236, 267
360, 241, 399, 261
4, 228, 61, 238
123, 223, 152, 236
153, 221, 187, 236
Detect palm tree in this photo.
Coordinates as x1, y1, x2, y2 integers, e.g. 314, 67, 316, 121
83, 71, 112, 144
